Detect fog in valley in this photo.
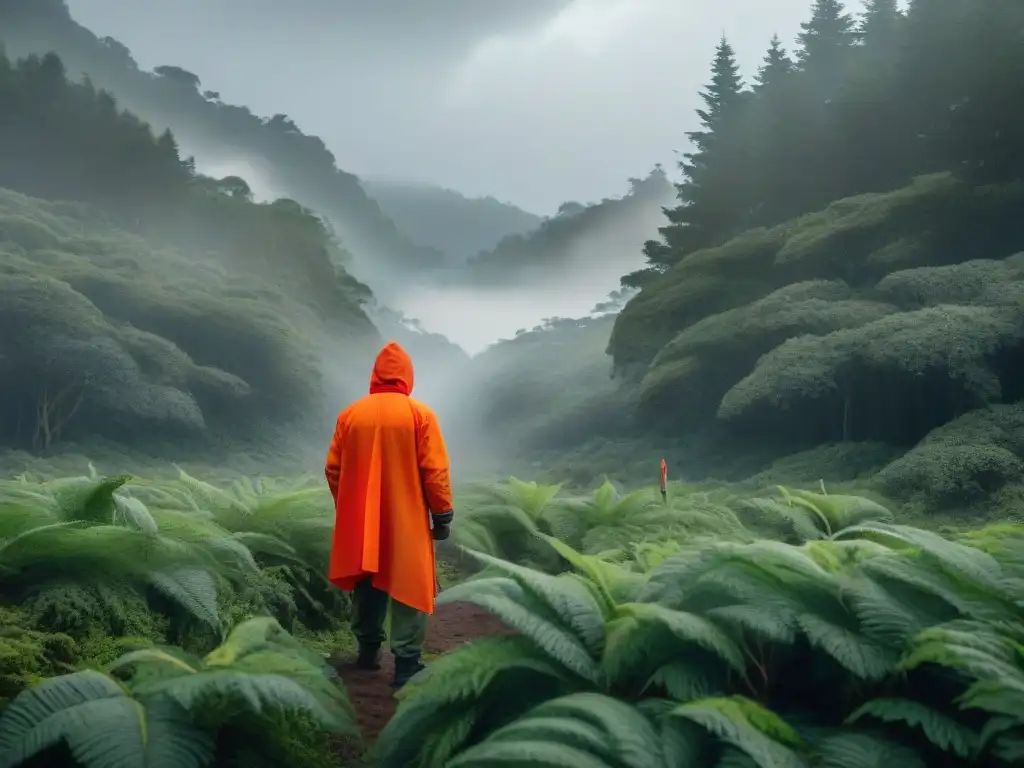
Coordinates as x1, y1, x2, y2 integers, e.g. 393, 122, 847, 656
53, 0, 835, 360
5, 0, 817, 470
14, 0, 1016, 496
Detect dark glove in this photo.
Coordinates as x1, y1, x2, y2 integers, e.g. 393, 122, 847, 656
431, 510, 454, 526
431, 510, 453, 541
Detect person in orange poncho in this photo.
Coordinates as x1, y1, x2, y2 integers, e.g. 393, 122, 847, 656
324, 340, 454, 688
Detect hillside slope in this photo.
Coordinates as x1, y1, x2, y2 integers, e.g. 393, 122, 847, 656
0, 0, 444, 287
360, 180, 542, 264
0, 50, 380, 464
457, 172, 1024, 504
459, 169, 674, 287
607, 172, 1024, 507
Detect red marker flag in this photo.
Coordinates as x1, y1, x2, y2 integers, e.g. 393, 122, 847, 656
659, 458, 668, 504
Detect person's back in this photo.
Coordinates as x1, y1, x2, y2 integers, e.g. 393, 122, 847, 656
324, 341, 454, 688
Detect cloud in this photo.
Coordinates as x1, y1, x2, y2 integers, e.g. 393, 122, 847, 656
425, 0, 867, 210
67, 0, 572, 64
443, 0, 639, 106
65, 0, 865, 212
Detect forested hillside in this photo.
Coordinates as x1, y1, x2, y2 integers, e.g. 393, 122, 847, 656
5, 0, 1024, 517
604, 0, 1024, 503
360, 179, 543, 264
0, 50, 381, 464
0, 0, 445, 283
461, 0, 1024, 513
460, 168, 674, 285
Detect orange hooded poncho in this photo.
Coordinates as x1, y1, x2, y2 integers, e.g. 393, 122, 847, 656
325, 341, 453, 614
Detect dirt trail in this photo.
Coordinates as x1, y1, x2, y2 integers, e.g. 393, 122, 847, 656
335, 602, 510, 746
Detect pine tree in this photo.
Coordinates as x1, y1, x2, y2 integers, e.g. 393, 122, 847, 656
651, 37, 750, 263
941, 0, 1024, 183
797, 0, 855, 63
796, 0, 856, 96
828, 0, 908, 197
895, 0, 974, 174
745, 33, 811, 227
754, 34, 794, 92
638, 0, 1024, 280
689, 36, 746, 153
857, 0, 902, 48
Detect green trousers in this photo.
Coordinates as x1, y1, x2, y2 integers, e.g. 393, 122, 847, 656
351, 577, 428, 660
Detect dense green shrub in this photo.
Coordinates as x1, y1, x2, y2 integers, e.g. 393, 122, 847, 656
379, 511, 1024, 767
0, 50, 382, 456
744, 441, 900, 487
638, 280, 894, 425
874, 404, 1024, 508
0, 186, 371, 452
0, 468, 357, 766
0, 606, 76, 708
0, 617, 356, 768
3, 464, 1022, 768
605, 172, 1024, 480
719, 304, 1024, 444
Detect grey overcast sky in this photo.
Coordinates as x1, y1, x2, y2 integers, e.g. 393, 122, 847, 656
66, 0, 866, 214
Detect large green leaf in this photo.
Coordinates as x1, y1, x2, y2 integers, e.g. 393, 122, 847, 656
0, 670, 213, 768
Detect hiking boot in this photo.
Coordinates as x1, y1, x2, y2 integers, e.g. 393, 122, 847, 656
356, 643, 382, 671
392, 654, 425, 689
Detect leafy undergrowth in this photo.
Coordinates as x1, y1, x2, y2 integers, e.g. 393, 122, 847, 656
382, 510, 1024, 767
449, 475, 899, 573
2, 466, 1022, 767
0, 617, 357, 768
0, 467, 358, 767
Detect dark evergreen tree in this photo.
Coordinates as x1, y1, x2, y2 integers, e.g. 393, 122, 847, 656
744, 34, 815, 226
825, 0, 909, 197
796, 0, 856, 97
690, 36, 746, 146
942, 0, 1024, 184
754, 34, 794, 92
636, 0, 1024, 279
856, 0, 902, 49
648, 37, 750, 265
895, 0, 974, 174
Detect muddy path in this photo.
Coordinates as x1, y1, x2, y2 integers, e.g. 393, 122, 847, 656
334, 602, 510, 753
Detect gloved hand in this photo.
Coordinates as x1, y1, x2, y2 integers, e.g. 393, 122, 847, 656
431, 510, 453, 541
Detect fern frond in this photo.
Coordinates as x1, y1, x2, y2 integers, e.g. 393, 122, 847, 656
645, 660, 717, 701
837, 524, 1007, 596
603, 602, 747, 692
0, 670, 213, 768
535, 533, 645, 610
378, 636, 574, 767
447, 693, 664, 768
44, 475, 131, 523
812, 731, 926, 768
796, 612, 894, 681
438, 576, 600, 682
133, 671, 350, 732
666, 695, 805, 768
148, 567, 221, 631
457, 549, 607, 658
847, 697, 980, 758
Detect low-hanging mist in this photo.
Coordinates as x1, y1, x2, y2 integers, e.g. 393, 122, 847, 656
393, 284, 611, 356
181, 144, 671, 363
290, 167, 675, 482
389, 167, 674, 354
